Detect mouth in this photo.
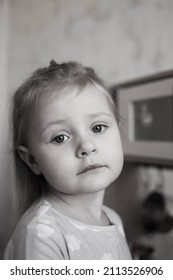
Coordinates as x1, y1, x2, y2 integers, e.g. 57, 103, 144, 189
77, 164, 106, 175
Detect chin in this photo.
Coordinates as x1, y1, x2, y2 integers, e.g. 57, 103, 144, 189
80, 177, 114, 194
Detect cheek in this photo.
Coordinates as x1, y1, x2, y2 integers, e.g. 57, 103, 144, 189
39, 161, 69, 189
36, 150, 74, 180
108, 144, 124, 165
104, 126, 123, 154
105, 133, 124, 170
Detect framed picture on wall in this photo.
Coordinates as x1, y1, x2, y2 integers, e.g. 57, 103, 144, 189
115, 71, 173, 165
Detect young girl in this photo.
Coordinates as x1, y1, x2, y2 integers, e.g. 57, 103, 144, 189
4, 60, 131, 260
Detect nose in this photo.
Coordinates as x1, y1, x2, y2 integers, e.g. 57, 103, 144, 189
76, 139, 97, 158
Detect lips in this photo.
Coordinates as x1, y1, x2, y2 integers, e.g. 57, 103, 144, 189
77, 164, 106, 175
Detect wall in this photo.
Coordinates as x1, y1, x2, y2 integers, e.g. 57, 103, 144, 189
0, 0, 17, 258
1, 0, 173, 259
8, 0, 173, 91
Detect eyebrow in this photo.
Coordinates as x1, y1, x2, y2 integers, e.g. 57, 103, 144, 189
40, 119, 67, 135
88, 112, 113, 119
41, 113, 113, 135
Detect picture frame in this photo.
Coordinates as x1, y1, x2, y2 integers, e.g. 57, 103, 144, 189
114, 71, 173, 166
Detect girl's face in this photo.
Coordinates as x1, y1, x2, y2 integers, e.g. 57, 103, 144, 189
26, 84, 124, 195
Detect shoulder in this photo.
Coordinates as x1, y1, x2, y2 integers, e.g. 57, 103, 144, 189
103, 205, 122, 224
4, 198, 68, 259
103, 205, 125, 235
13, 198, 54, 232
13, 198, 64, 239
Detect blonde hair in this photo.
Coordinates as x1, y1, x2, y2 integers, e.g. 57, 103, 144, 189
12, 60, 116, 214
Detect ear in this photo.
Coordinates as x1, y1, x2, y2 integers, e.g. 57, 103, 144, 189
17, 145, 41, 175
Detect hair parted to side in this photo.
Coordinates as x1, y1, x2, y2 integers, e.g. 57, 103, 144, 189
12, 60, 117, 214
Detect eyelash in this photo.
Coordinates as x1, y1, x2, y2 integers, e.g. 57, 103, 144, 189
51, 124, 109, 144
91, 124, 108, 134
52, 134, 70, 144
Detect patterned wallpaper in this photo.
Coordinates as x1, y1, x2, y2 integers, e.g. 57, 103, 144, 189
8, 0, 173, 91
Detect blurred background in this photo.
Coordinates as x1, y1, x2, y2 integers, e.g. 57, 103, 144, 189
0, 0, 173, 259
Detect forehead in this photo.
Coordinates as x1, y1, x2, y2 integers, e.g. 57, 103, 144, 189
38, 84, 115, 119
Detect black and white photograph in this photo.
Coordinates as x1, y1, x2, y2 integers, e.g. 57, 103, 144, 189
0, 0, 173, 266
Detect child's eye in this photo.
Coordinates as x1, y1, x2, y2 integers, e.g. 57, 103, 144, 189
52, 134, 69, 144
92, 124, 108, 134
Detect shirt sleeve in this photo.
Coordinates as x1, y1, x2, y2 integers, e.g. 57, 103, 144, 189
4, 222, 69, 260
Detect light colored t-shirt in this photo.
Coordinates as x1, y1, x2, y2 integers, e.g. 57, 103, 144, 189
4, 198, 131, 260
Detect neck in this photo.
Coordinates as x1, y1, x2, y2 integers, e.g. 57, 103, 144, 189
45, 188, 107, 225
